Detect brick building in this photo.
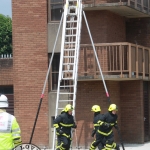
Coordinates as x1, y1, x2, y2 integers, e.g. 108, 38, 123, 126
0, 0, 150, 149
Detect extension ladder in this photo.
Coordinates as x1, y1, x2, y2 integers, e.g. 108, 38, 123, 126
52, 0, 83, 149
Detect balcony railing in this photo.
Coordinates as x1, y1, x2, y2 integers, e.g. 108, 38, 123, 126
83, 0, 150, 15
0, 54, 12, 59
78, 42, 150, 80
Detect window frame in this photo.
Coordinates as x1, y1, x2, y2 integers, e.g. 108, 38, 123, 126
49, 53, 70, 92
48, 0, 64, 23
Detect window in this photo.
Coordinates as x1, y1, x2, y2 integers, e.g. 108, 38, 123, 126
50, 0, 64, 21
50, 53, 69, 91
0, 86, 13, 94
51, 53, 60, 90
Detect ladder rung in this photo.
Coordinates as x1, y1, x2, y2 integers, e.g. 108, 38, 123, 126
63, 56, 75, 58
58, 100, 74, 102
65, 34, 76, 37
62, 70, 73, 72
66, 20, 77, 23
69, 6, 77, 9
66, 27, 77, 30
67, 13, 77, 16
60, 85, 74, 87
63, 63, 74, 66
68, 0, 77, 1
62, 77, 74, 80
59, 93, 74, 94
64, 49, 75, 51
65, 42, 76, 44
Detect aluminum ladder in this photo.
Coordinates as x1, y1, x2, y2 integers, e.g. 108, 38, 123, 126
52, 0, 83, 149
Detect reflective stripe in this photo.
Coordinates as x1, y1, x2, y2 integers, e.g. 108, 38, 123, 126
7, 114, 12, 131
98, 120, 104, 126
62, 133, 70, 138
53, 124, 59, 128
56, 142, 65, 150
12, 133, 21, 137
112, 142, 116, 148
110, 123, 115, 126
60, 122, 73, 127
90, 140, 96, 150
12, 128, 20, 132
106, 144, 113, 148
56, 132, 70, 138
98, 129, 112, 136
94, 123, 99, 126
0, 130, 11, 133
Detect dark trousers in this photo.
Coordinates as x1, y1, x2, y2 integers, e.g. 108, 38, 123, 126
57, 135, 71, 150
90, 132, 116, 150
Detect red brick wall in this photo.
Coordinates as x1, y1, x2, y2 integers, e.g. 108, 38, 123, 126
75, 81, 120, 148
0, 59, 13, 85
12, 0, 48, 148
120, 80, 144, 143
81, 10, 126, 44
126, 18, 150, 48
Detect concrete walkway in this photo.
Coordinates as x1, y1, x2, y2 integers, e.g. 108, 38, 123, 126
42, 142, 150, 150
120, 142, 150, 150
72, 142, 150, 150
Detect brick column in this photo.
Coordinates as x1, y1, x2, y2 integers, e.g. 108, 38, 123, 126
12, 0, 49, 147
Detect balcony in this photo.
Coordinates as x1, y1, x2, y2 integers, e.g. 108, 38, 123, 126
78, 42, 150, 81
83, 0, 150, 18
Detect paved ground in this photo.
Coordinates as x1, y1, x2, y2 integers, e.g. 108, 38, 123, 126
43, 142, 150, 150
119, 142, 150, 150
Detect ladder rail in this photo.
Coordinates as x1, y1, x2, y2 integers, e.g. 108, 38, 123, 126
52, 0, 82, 149
72, 0, 82, 117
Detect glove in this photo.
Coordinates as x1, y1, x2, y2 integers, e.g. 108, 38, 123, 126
72, 123, 77, 129
56, 128, 64, 135
91, 129, 96, 137
103, 123, 111, 128
114, 124, 119, 130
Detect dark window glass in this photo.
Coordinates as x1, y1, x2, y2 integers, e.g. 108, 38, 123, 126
52, 54, 60, 72
50, 0, 64, 21
50, 53, 69, 91
0, 86, 13, 94
52, 73, 59, 90
51, 53, 60, 90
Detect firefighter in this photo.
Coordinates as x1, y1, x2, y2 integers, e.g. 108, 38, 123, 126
53, 104, 77, 150
89, 104, 120, 150
0, 94, 22, 149
91, 105, 106, 150
99, 104, 120, 150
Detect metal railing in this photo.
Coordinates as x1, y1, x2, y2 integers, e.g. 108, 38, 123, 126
0, 54, 12, 59
78, 42, 150, 79
128, 0, 150, 14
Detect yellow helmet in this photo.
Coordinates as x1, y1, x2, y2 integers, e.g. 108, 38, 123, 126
108, 104, 118, 111
64, 104, 73, 112
91, 105, 101, 112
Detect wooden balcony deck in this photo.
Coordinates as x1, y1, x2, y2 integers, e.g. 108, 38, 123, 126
77, 42, 150, 81
83, 0, 150, 18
